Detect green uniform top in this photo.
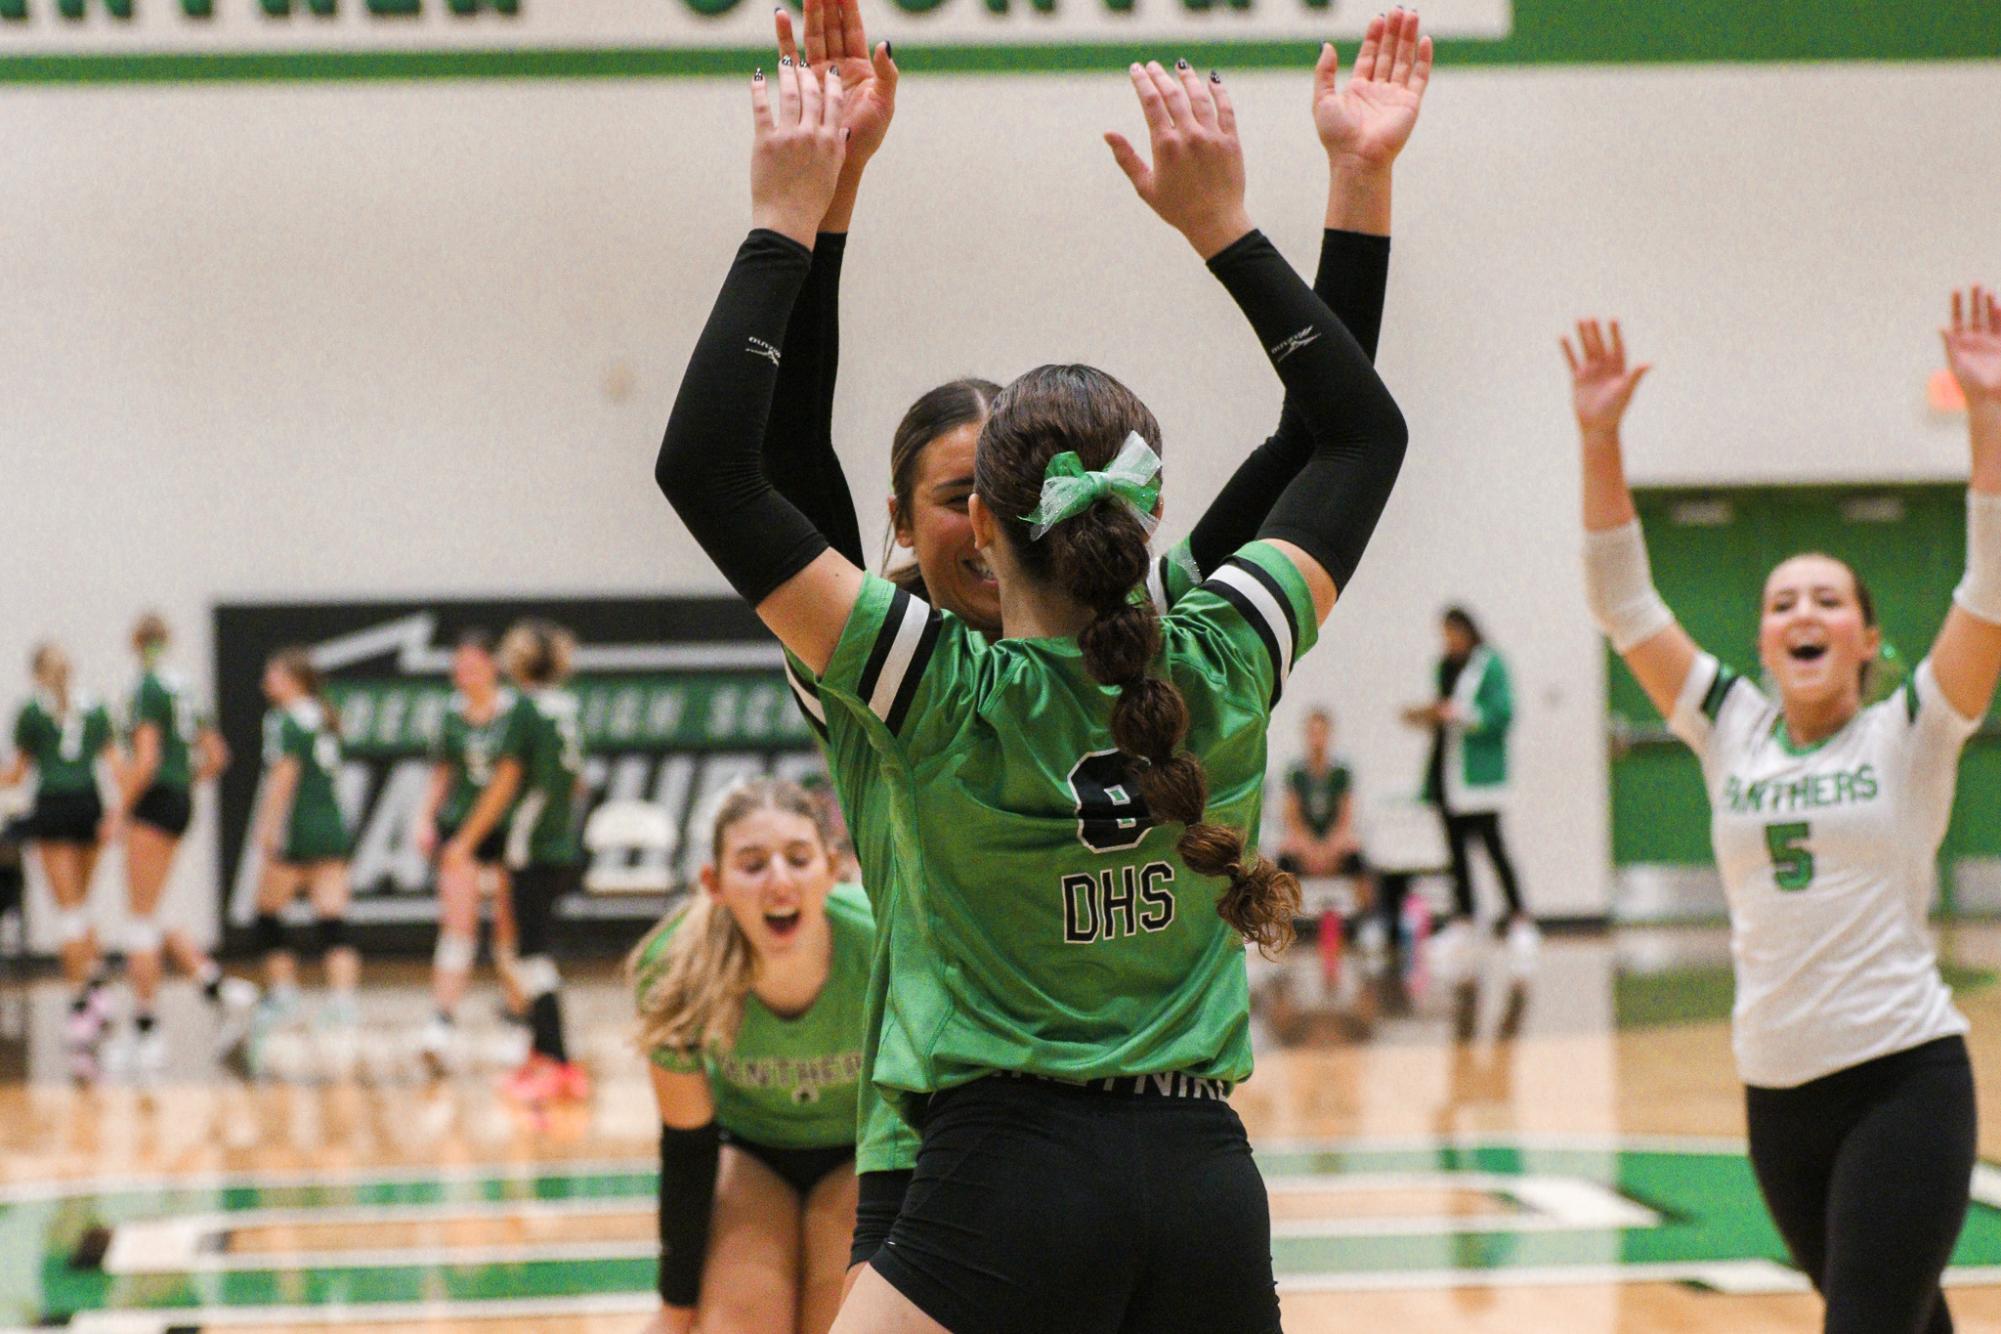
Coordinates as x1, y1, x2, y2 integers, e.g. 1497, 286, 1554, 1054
262, 699, 348, 856
797, 541, 1317, 1121
1287, 760, 1352, 839
13, 693, 114, 795
499, 687, 583, 867
128, 669, 203, 793
431, 688, 518, 831
782, 539, 1207, 1173
634, 883, 873, 1149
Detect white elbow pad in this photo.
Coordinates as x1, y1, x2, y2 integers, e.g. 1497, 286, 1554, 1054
1953, 491, 2001, 626
1583, 521, 1676, 653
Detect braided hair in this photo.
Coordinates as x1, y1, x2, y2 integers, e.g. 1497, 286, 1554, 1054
975, 365, 1298, 954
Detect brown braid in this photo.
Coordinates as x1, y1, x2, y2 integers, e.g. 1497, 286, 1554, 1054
975, 365, 1298, 954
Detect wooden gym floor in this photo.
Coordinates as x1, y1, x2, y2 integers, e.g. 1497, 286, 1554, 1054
7, 924, 2001, 1332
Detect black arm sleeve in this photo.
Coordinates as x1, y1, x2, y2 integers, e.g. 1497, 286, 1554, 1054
656, 230, 832, 605
848, 1168, 914, 1270
657, 1121, 722, 1308
1185, 229, 1392, 577
762, 233, 866, 567
1205, 230, 1408, 592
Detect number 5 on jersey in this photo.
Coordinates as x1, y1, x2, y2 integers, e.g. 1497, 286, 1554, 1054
1766, 821, 1815, 892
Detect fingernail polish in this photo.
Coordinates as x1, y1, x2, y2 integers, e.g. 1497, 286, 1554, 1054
883, 38, 893, 57
1209, 70, 1221, 82
1175, 57, 1189, 69
781, 55, 792, 65
755, 66, 764, 78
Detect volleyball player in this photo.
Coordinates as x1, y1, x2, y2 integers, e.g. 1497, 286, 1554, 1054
249, 648, 359, 1040
631, 779, 869, 1334
758, 0, 1431, 1277
1278, 707, 1382, 954
3, 643, 119, 1051
1567, 292, 2001, 1334
657, 52, 1407, 1330
414, 628, 523, 1074
112, 613, 255, 1067
445, 619, 588, 1103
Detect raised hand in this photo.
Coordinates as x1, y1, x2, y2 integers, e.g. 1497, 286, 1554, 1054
1313, 8, 1432, 172
789, 0, 897, 169
1105, 61, 1252, 259
1562, 319, 1651, 442
1944, 286, 2001, 407
749, 59, 848, 248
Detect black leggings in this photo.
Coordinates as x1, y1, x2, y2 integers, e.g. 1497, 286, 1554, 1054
1746, 1036, 1975, 1334
1440, 809, 1523, 920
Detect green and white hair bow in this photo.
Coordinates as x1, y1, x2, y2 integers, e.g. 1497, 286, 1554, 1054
1022, 432, 1163, 541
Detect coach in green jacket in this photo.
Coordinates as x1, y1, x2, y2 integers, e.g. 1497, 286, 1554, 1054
1405, 606, 1536, 956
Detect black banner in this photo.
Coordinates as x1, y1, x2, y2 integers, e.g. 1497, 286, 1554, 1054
212, 596, 821, 954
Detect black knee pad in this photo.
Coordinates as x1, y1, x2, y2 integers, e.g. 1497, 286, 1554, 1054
314, 915, 350, 955
254, 912, 288, 955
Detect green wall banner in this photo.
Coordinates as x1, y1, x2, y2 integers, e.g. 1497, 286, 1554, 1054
0, 0, 1992, 81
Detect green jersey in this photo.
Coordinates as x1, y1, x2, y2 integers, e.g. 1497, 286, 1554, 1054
128, 669, 202, 793
13, 693, 113, 795
1287, 761, 1351, 839
802, 540, 1316, 1119
634, 883, 873, 1149
499, 688, 583, 868
784, 540, 1208, 1172
262, 699, 349, 861
431, 688, 517, 831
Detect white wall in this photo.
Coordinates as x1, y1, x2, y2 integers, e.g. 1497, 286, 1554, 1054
4, 59, 1997, 944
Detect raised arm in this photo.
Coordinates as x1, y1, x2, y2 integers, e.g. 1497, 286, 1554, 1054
756, 0, 899, 568
1930, 285, 2001, 719
1564, 318, 1701, 719
1183, 10, 1428, 577
655, 63, 867, 675
1106, 62, 1409, 628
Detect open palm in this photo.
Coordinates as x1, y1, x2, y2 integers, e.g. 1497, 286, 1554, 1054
1562, 319, 1651, 437
781, 0, 897, 167
1945, 286, 2001, 405
1314, 7, 1432, 169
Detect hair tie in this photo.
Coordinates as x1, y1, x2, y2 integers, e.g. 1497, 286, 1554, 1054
1022, 432, 1162, 541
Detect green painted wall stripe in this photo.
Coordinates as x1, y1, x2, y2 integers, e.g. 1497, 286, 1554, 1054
0, 1, 1994, 82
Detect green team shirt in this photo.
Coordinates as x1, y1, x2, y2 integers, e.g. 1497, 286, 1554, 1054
431, 688, 517, 831
262, 699, 349, 860
128, 670, 202, 793
13, 694, 113, 795
634, 883, 873, 1149
499, 688, 583, 867
800, 540, 1316, 1122
1287, 761, 1351, 839
783, 540, 1208, 1172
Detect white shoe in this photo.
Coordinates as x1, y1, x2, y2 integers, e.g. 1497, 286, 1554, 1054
1356, 917, 1390, 961
419, 1016, 454, 1077
1430, 919, 1478, 981
212, 978, 260, 1058
135, 1025, 169, 1074
1506, 916, 1542, 969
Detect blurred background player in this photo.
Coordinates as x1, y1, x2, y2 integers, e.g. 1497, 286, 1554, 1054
112, 612, 255, 1069
1277, 706, 1383, 959
414, 628, 525, 1074
248, 648, 359, 1052
1405, 605, 1535, 965
630, 779, 867, 1334
445, 619, 587, 1103
3, 643, 119, 1055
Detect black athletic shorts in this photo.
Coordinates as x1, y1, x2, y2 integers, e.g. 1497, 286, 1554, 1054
718, 1128, 854, 1197
871, 1073, 1281, 1334
436, 820, 507, 867
131, 784, 193, 838
28, 790, 103, 846
851, 1169, 914, 1270
1277, 849, 1370, 878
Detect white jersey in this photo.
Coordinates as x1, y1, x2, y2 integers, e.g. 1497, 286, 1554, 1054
1669, 653, 1978, 1087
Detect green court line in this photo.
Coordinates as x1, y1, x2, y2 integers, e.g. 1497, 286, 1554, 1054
0, 0, 1994, 82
